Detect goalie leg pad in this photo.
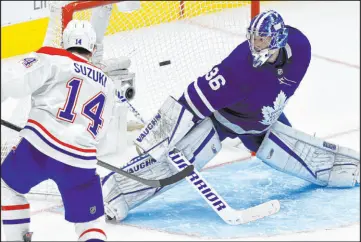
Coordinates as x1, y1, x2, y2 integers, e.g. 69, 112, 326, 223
102, 154, 172, 221
134, 96, 195, 160
175, 118, 222, 170
256, 121, 360, 187
102, 118, 221, 221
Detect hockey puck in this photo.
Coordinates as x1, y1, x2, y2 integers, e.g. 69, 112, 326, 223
159, 60, 171, 66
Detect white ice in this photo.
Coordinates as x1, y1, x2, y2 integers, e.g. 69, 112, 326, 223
1, 1, 360, 241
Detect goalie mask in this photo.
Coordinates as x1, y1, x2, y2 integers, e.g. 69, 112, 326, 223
246, 10, 288, 68
62, 20, 96, 54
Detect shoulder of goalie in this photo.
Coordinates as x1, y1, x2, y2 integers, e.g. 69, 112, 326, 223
256, 121, 360, 187
102, 117, 222, 221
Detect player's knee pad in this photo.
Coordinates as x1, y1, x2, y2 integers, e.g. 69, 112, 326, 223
75, 216, 107, 241
1, 179, 31, 241
256, 122, 360, 187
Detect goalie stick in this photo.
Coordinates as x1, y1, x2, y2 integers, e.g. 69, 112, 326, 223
1, 119, 194, 188
118, 97, 281, 225
168, 149, 280, 225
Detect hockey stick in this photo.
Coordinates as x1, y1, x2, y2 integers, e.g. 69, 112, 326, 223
167, 149, 280, 225
1, 119, 194, 188
117, 97, 281, 224
117, 94, 147, 124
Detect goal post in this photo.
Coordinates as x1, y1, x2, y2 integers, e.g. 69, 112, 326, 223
251, 1, 260, 18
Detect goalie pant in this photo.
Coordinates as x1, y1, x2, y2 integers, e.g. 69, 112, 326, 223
102, 118, 359, 222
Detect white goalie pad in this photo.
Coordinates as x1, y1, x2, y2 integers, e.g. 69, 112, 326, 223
134, 96, 195, 160
256, 122, 360, 187
175, 118, 222, 170
102, 118, 221, 221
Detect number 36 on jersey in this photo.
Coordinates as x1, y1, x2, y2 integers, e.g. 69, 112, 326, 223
205, 67, 226, 91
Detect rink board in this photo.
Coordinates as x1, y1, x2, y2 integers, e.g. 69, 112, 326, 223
51, 158, 360, 239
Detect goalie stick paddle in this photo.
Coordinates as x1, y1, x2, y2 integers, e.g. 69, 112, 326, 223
1, 119, 194, 188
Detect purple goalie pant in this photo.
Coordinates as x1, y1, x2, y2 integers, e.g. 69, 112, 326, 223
212, 113, 292, 153
1, 138, 104, 223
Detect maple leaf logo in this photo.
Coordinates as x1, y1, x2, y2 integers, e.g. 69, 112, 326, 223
259, 91, 288, 126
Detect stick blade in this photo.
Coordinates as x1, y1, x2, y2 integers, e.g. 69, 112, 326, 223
228, 200, 281, 225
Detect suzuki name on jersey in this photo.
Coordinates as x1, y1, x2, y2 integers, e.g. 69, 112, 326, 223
74, 63, 107, 87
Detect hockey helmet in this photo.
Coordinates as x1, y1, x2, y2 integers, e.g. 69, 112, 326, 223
246, 10, 289, 67
62, 20, 96, 53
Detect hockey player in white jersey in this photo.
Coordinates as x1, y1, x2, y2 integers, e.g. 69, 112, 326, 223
0, 20, 131, 241
101, 10, 360, 223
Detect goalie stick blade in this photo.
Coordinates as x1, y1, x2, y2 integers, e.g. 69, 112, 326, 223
227, 199, 281, 225
159, 165, 194, 186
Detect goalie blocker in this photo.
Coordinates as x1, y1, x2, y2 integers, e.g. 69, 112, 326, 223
256, 121, 360, 187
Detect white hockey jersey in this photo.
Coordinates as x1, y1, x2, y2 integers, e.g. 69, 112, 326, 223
1, 47, 117, 169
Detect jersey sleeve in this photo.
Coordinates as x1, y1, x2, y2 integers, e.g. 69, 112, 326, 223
1, 53, 55, 102
179, 57, 249, 120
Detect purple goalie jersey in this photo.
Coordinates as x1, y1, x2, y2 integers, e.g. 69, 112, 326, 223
179, 26, 311, 135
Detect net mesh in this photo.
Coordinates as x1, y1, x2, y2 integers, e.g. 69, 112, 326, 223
45, 1, 253, 119
1, 1, 255, 196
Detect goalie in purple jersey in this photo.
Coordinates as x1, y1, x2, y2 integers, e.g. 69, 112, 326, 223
178, 9, 310, 152
102, 10, 359, 222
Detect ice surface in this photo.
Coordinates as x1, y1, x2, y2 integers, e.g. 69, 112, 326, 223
46, 158, 360, 240
1, 1, 359, 241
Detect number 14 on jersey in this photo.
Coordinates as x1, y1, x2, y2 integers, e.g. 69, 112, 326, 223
57, 78, 105, 138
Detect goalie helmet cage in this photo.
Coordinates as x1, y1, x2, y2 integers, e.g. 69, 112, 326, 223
1, 1, 260, 198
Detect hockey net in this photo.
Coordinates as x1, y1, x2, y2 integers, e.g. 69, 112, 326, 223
1, 1, 259, 197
